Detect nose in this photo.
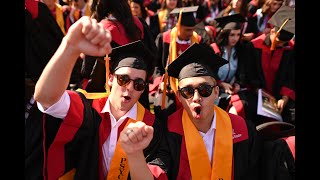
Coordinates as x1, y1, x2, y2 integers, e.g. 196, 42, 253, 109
125, 80, 135, 90
192, 90, 201, 102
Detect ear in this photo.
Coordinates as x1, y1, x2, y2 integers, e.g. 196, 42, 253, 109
214, 85, 220, 96
108, 74, 114, 87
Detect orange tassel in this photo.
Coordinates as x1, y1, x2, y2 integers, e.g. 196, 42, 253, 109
270, 18, 289, 51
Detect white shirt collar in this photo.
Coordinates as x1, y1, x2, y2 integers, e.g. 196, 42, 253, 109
101, 98, 138, 121
176, 37, 191, 44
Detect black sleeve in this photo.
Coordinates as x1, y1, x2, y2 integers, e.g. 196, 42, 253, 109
259, 138, 295, 180
144, 116, 171, 174
149, 14, 160, 40
243, 41, 263, 89
154, 33, 165, 79
245, 119, 264, 180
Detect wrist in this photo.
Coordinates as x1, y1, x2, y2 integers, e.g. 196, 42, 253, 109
61, 36, 81, 57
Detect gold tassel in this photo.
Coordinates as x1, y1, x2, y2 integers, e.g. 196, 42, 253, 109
270, 18, 289, 51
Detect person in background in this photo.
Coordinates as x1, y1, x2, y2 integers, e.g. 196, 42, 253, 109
241, 5, 295, 126
203, 0, 222, 26
249, 0, 284, 38
152, 6, 203, 116
247, 0, 265, 18
40, 0, 69, 35
25, 1, 64, 178
81, 0, 157, 110
216, 0, 256, 41
164, 43, 262, 180
157, 0, 182, 33
129, 0, 160, 40
33, 17, 170, 179
67, 0, 91, 27
210, 14, 253, 120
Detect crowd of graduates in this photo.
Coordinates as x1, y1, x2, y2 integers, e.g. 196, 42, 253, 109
25, 0, 295, 179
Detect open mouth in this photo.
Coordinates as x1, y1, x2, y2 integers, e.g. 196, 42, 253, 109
123, 96, 131, 101
194, 106, 201, 115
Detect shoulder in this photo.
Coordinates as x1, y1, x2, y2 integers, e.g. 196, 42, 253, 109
162, 30, 172, 43
228, 113, 250, 143
167, 108, 184, 134
143, 109, 156, 125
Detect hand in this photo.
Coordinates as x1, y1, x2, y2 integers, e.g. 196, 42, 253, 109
219, 82, 233, 94
120, 121, 154, 155
64, 16, 112, 57
277, 96, 289, 113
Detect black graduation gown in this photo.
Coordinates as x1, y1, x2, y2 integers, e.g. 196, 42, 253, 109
81, 16, 158, 110
240, 34, 295, 125
165, 107, 263, 180
25, 1, 64, 104
259, 137, 295, 180
26, 90, 170, 180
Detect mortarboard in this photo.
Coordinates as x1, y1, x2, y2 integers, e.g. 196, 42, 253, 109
170, 6, 199, 27
256, 121, 295, 141
109, 40, 155, 77
167, 43, 228, 81
214, 13, 246, 30
268, 5, 295, 42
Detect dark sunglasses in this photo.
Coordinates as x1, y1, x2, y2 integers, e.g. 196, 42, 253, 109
178, 84, 216, 99
115, 74, 146, 91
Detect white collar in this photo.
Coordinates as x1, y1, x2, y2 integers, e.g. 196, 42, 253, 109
176, 37, 191, 44
101, 98, 137, 121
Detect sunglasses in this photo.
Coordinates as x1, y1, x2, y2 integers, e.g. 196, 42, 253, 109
115, 74, 147, 91
178, 84, 216, 99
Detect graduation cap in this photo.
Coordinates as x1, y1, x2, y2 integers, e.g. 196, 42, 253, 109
170, 6, 199, 27
268, 5, 295, 42
109, 40, 155, 78
214, 13, 246, 30
167, 43, 228, 81
256, 121, 295, 141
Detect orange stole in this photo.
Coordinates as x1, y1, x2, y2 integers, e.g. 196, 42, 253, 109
55, 3, 66, 35
182, 105, 233, 180
106, 103, 145, 180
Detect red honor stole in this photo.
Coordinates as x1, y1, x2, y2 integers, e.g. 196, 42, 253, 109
182, 105, 233, 180
106, 103, 145, 180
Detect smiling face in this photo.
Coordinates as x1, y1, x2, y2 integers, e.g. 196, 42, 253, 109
178, 76, 219, 123
108, 67, 146, 118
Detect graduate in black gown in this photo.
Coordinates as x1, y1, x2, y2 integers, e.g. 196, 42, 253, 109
152, 6, 204, 116
25, 1, 64, 179
32, 19, 170, 180
238, 5, 295, 126
80, 0, 158, 110
164, 43, 262, 180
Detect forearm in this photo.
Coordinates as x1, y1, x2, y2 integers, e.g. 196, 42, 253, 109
127, 151, 153, 180
34, 37, 80, 109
